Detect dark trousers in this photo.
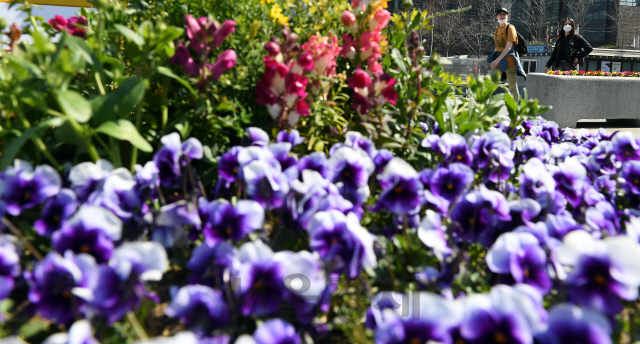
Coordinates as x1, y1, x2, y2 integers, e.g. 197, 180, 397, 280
557, 61, 578, 71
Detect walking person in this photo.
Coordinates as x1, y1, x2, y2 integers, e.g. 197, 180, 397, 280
543, 18, 593, 72
487, 8, 526, 102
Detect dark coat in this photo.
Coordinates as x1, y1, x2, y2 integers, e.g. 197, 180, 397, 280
546, 34, 593, 69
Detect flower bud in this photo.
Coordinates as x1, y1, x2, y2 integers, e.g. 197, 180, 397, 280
265, 41, 281, 56
341, 11, 356, 27
403, 0, 413, 9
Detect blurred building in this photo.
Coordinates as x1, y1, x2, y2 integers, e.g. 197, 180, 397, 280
509, 0, 640, 48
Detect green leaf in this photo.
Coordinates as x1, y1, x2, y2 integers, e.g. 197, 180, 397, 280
96, 119, 153, 152
19, 319, 49, 340
391, 48, 407, 73
138, 21, 154, 41
157, 66, 197, 96
90, 93, 118, 125
115, 24, 144, 47
115, 77, 146, 118
31, 29, 48, 54
56, 90, 92, 123
63, 34, 101, 69
6, 54, 43, 78
0, 118, 66, 170
503, 93, 517, 119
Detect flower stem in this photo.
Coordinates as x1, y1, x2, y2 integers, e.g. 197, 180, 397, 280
126, 311, 149, 340
1, 217, 43, 260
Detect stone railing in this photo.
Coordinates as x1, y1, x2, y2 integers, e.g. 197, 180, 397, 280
526, 73, 640, 128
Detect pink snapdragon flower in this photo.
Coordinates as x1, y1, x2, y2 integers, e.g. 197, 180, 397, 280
301, 34, 341, 95
339, 1, 390, 73
256, 29, 315, 128
169, 15, 237, 87
348, 68, 397, 115
48, 15, 87, 38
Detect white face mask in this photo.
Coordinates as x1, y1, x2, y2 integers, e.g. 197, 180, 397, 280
498, 19, 508, 24
563, 24, 572, 32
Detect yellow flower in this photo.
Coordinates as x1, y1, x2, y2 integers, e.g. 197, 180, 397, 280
259, 0, 275, 5
270, 3, 289, 26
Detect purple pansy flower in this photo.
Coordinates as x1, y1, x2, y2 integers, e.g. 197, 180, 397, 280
372, 292, 462, 344
68, 159, 114, 202
545, 213, 584, 240
237, 146, 280, 171
535, 304, 612, 344
586, 141, 617, 176
187, 242, 236, 287
341, 131, 377, 158
33, 189, 77, 237
519, 159, 555, 204
530, 121, 560, 144
373, 149, 394, 174
308, 210, 377, 279
487, 232, 552, 294
42, 319, 99, 344
470, 129, 512, 171
0, 240, 20, 301
26, 251, 95, 325
297, 152, 329, 178
232, 241, 287, 317
153, 133, 203, 188
585, 201, 619, 237
450, 186, 511, 245
621, 161, 640, 195
236, 319, 301, 344
374, 158, 423, 215
133, 161, 159, 196
277, 250, 328, 323
52, 206, 122, 263
516, 136, 550, 163
611, 131, 640, 163
199, 199, 264, 246
76, 242, 168, 323
218, 146, 244, 185
551, 157, 587, 208
247, 127, 270, 147
242, 160, 290, 209
153, 201, 202, 248
429, 162, 474, 203
417, 210, 452, 262
436, 132, 473, 167
268, 143, 298, 177
290, 170, 355, 230
253, 319, 301, 344
1, 160, 61, 216
88, 169, 147, 224
459, 284, 547, 344
132, 332, 199, 344
556, 231, 640, 315
327, 146, 374, 205
165, 284, 229, 332
482, 198, 542, 247
277, 129, 304, 147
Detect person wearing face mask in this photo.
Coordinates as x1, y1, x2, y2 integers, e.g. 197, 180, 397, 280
487, 8, 526, 102
543, 18, 593, 72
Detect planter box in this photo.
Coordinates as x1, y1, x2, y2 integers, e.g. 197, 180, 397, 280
526, 73, 640, 128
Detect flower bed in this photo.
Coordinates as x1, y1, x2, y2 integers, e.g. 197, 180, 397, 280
547, 70, 640, 77
2, 0, 640, 343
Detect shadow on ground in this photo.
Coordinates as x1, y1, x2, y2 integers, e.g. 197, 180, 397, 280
577, 119, 640, 129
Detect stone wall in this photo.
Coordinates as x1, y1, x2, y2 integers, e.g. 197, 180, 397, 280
526, 73, 640, 128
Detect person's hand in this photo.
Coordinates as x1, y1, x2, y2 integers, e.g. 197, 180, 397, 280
543, 67, 549, 73
574, 58, 579, 64
490, 60, 499, 68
